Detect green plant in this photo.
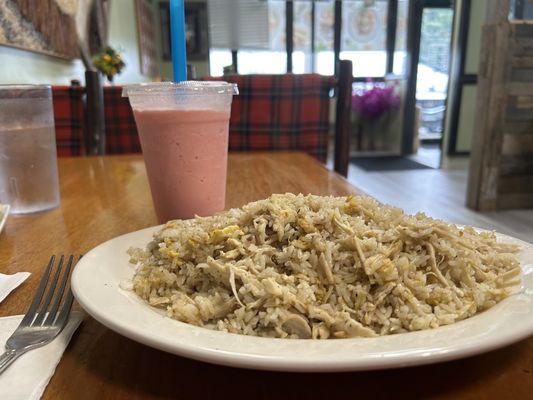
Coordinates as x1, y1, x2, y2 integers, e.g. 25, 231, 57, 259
92, 46, 126, 82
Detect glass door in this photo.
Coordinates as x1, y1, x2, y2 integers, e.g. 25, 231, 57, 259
402, 0, 453, 167
415, 5, 453, 142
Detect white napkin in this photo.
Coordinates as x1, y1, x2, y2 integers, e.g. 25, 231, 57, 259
0, 273, 30, 303
0, 312, 83, 400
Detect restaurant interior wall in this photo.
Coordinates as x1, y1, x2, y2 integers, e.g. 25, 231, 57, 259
107, 0, 153, 84
0, 0, 151, 85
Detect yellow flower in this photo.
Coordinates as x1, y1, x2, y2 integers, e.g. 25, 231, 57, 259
103, 54, 112, 62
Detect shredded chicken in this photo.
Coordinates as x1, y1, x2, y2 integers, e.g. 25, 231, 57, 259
128, 193, 521, 339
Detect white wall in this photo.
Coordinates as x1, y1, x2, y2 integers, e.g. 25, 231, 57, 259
107, 0, 151, 84
0, 45, 85, 85
0, 0, 151, 85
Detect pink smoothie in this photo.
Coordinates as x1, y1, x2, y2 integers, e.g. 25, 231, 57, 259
133, 109, 230, 222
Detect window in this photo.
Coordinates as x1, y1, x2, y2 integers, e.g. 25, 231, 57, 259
237, 51, 287, 74
292, 1, 312, 73
314, 0, 335, 75
209, 0, 286, 76
393, 0, 408, 76
209, 0, 403, 78
340, 0, 388, 78
291, 0, 335, 74
209, 50, 233, 77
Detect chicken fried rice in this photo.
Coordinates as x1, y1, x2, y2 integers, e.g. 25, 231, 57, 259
128, 193, 521, 339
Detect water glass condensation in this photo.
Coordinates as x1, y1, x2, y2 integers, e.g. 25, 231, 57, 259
0, 85, 60, 214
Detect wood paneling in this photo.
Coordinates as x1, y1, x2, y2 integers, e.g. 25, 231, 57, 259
502, 134, 533, 156
467, 21, 533, 210
498, 174, 533, 193
500, 155, 533, 176
504, 121, 533, 135
510, 56, 533, 68
0, 0, 79, 59
507, 82, 533, 96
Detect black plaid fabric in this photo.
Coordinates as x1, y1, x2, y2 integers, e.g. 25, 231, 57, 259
203, 74, 335, 163
52, 86, 85, 156
103, 87, 141, 154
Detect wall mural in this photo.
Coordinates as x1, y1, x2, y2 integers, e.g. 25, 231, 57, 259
0, 0, 79, 59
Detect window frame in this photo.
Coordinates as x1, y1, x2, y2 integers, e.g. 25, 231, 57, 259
284, 0, 401, 78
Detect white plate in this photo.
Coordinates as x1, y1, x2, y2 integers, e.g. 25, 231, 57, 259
71, 226, 533, 372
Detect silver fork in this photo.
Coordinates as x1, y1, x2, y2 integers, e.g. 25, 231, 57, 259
0, 255, 79, 375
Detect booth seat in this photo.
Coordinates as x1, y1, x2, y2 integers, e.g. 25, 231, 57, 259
52, 86, 85, 157
102, 87, 141, 154
51, 85, 141, 156
50, 60, 352, 176
201, 74, 335, 164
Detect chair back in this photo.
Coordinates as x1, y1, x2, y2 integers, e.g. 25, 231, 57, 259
206, 74, 335, 163
52, 86, 85, 156
103, 87, 141, 154
202, 60, 353, 176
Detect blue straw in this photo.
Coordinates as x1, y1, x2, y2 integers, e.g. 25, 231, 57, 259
170, 0, 187, 82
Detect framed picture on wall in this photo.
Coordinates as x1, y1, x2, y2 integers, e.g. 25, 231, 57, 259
159, 1, 209, 62
136, 0, 159, 77
0, 0, 79, 59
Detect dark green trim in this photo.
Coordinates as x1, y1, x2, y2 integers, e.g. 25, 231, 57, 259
286, 1, 293, 73
386, 0, 398, 74
333, 0, 342, 76
447, 0, 471, 156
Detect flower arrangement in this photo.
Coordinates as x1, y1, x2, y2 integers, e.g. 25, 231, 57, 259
351, 80, 401, 151
92, 46, 126, 82
352, 81, 400, 121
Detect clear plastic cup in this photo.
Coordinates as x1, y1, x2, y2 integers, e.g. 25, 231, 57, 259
124, 81, 238, 223
0, 85, 60, 214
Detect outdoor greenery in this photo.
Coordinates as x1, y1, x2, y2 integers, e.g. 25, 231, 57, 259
92, 46, 126, 83
419, 8, 453, 73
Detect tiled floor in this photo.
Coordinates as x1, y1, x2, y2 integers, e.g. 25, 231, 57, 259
409, 143, 442, 169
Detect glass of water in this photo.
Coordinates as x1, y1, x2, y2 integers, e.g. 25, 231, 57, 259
0, 85, 60, 214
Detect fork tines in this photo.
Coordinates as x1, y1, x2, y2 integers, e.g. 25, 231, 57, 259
22, 255, 79, 327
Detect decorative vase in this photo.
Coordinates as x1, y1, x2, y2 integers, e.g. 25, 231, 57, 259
351, 117, 386, 153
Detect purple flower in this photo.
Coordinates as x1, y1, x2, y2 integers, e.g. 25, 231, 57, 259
352, 82, 400, 122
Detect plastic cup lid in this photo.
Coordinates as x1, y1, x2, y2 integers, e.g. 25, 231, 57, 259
0, 84, 51, 99
122, 81, 238, 97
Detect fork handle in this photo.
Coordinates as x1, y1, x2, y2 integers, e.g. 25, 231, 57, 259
0, 349, 23, 375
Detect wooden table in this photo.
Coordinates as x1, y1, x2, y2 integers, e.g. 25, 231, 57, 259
1, 153, 531, 399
